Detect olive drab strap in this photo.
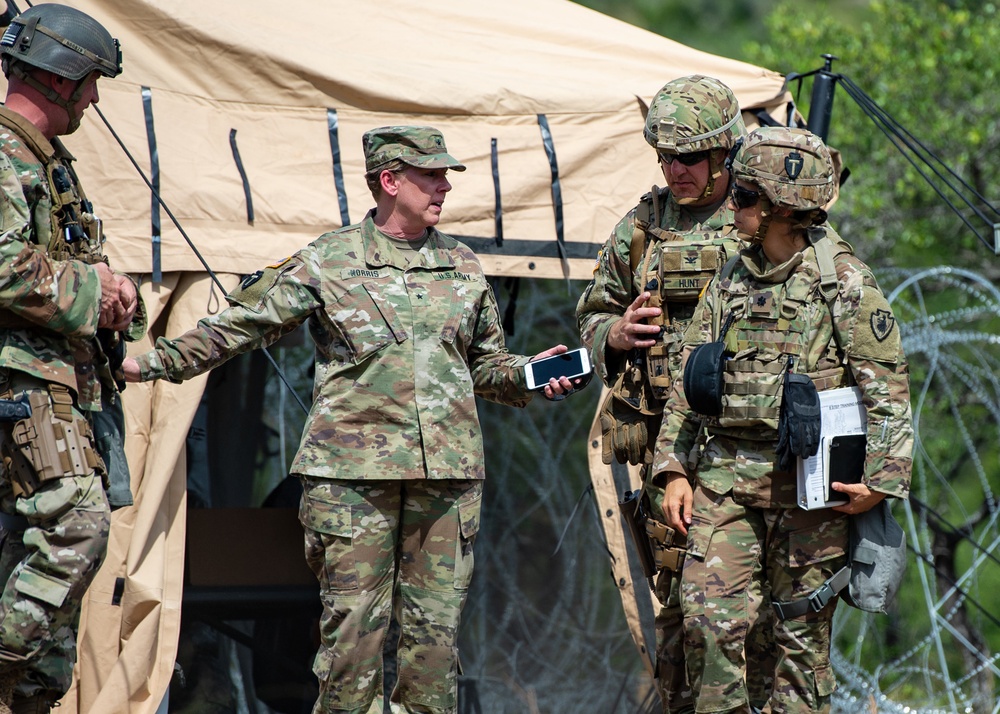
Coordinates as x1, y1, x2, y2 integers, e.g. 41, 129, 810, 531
806, 225, 854, 358
629, 185, 661, 274
712, 254, 741, 343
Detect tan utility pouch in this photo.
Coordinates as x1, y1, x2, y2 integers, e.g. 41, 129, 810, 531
645, 241, 725, 399
658, 241, 723, 301
599, 366, 662, 466
646, 517, 687, 572
4, 386, 102, 498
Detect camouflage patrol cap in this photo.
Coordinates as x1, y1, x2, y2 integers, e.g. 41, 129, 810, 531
0, 4, 121, 80
363, 126, 467, 174
643, 75, 746, 153
728, 127, 836, 210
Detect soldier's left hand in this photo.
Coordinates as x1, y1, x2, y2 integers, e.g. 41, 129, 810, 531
531, 344, 590, 401
830, 481, 886, 515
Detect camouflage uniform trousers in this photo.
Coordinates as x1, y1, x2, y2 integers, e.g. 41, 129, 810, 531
298, 476, 483, 714
0, 382, 111, 701
681, 482, 848, 714
646, 481, 775, 714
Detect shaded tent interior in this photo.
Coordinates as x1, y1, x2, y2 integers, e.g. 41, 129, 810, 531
0, 0, 797, 711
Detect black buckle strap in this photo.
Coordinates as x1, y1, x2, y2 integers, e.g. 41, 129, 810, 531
772, 566, 850, 620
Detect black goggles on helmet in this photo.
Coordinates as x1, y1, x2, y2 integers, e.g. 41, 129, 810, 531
730, 184, 761, 210
658, 149, 711, 166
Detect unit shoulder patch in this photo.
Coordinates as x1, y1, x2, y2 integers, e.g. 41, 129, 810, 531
850, 288, 900, 363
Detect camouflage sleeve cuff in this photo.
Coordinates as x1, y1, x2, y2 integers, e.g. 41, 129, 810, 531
134, 350, 168, 382
123, 276, 148, 342
865, 456, 911, 499
590, 318, 624, 385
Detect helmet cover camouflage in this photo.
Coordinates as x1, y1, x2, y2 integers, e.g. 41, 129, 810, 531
0, 3, 121, 80
363, 126, 467, 174
728, 127, 836, 211
643, 75, 746, 153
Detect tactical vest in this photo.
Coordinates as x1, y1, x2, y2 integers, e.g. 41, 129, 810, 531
0, 106, 105, 265
632, 187, 742, 401
709, 228, 853, 438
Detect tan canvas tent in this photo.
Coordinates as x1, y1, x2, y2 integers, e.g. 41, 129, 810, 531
1, 0, 793, 710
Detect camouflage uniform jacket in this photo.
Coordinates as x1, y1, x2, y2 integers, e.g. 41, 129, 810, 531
576, 187, 741, 396
653, 228, 913, 500
0, 108, 140, 410
134, 211, 534, 481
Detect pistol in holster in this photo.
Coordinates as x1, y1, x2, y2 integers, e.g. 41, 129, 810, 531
1, 386, 103, 499
619, 489, 658, 587
646, 516, 687, 573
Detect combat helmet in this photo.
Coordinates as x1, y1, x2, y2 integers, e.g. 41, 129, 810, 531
1, 4, 121, 134
644, 75, 745, 204
643, 75, 745, 153
728, 127, 836, 211
1, 4, 121, 80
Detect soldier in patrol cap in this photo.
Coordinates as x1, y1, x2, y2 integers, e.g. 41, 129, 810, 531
576, 75, 774, 713
0, 3, 143, 712
122, 126, 588, 714
654, 127, 913, 713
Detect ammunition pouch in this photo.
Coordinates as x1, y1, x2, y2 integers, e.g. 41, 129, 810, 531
718, 353, 785, 429
599, 364, 662, 466
644, 241, 725, 402
1, 384, 103, 499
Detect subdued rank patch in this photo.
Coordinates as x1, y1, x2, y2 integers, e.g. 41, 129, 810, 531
870, 308, 895, 342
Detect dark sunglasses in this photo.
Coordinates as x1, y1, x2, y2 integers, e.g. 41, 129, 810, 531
658, 149, 710, 166
730, 184, 761, 210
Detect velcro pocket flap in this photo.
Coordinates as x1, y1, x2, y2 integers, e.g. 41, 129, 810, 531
14, 564, 71, 608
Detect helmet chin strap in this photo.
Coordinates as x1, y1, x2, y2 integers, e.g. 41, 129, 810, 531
745, 199, 772, 244
9, 61, 87, 133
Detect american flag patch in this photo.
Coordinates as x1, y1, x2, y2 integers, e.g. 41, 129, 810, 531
0, 24, 22, 48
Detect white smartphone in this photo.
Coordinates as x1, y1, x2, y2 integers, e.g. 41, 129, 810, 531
524, 347, 592, 391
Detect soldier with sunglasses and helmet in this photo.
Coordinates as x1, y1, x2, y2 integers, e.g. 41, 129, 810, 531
576, 75, 775, 714
654, 127, 912, 713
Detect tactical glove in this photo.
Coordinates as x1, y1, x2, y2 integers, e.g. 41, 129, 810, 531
775, 372, 821, 470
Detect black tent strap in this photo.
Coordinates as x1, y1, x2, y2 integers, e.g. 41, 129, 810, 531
228, 128, 254, 226
94, 104, 310, 416
454, 234, 600, 261
326, 108, 351, 228
491, 137, 503, 247
536, 114, 570, 279
140, 86, 161, 283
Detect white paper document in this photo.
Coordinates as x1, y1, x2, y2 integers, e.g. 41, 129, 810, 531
796, 386, 867, 510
